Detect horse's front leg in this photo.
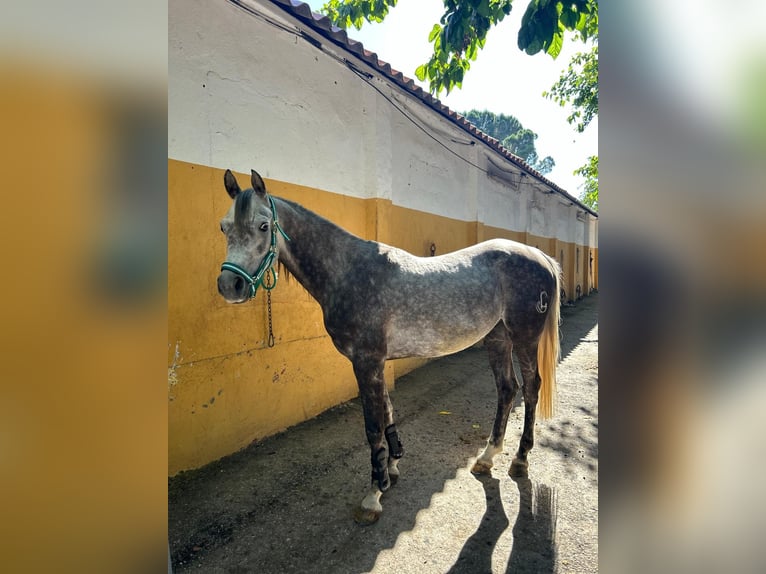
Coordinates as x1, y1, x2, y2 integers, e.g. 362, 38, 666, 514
351, 355, 391, 525
383, 386, 404, 486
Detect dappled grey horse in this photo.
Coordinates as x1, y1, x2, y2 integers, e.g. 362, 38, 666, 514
217, 169, 561, 524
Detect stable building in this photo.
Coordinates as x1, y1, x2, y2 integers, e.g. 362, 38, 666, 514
169, 0, 598, 474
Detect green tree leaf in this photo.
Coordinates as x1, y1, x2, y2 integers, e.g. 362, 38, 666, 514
546, 25, 564, 59
574, 155, 598, 211
545, 43, 598, 133
428, 23, 442, 42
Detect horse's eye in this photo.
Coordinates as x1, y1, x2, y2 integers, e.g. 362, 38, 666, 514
259, 222, 269, 232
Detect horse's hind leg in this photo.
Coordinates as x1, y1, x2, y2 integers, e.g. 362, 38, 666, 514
509, 343, 541, 478
471, 323, 520, 475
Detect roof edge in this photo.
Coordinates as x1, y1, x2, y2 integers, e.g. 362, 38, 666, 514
264, 0, 598, 217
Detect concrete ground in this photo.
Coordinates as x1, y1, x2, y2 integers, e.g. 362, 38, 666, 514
169, 294, 598, 573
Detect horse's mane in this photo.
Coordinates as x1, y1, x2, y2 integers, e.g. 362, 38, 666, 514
277, 260, 292, 284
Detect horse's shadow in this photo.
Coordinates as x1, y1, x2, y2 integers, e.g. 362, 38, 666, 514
447, 474, 557, 574
445, 475, 508, 574
506, 476, 557, 573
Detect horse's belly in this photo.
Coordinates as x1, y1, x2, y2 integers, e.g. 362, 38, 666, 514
388, 336, 482, 359
383, 267, 505, 359
386, 318, 496, 359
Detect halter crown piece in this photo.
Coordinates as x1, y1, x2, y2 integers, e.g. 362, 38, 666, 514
221, 195, 291, 300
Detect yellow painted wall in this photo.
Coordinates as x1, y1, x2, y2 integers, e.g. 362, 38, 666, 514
169, 159, 597, 474
169, 161, 372, 474
593, 248, 599, 291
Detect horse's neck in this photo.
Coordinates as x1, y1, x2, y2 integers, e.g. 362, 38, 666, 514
275, 197, 368, 304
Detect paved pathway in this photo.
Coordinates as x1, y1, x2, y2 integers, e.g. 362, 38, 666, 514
170, 294, 598, 573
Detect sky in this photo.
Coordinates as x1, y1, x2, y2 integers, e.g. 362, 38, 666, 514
304, 0, 598, 195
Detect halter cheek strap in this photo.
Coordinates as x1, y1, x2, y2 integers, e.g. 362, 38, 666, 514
221, 195, 290, 300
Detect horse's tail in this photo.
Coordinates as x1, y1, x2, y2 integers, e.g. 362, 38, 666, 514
537, 257, 561, 419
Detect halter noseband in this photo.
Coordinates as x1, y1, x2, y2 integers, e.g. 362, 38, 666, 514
221, 195, 290, 300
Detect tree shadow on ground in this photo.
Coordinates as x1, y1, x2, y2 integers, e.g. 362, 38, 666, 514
169, 349, 502, 574
559, 295, 598, 361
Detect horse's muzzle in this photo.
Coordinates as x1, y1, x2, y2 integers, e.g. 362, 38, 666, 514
217, 270, 250, 303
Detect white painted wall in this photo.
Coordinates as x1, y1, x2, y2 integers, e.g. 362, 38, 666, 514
588, 217, 599, 248
479, 172, 523, 232
169, 0, 596, 244
170, 0, 374, 197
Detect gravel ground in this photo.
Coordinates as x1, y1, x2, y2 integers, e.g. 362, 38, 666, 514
169, 293, 598, 573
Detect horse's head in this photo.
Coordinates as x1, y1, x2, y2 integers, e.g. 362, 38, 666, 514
217, 169, 278, 303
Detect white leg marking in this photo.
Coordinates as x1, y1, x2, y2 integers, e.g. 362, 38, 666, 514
478, 440, 504, 465
471, 440, 504, 474
388, 458, 400, 481
361, 485, 383, 512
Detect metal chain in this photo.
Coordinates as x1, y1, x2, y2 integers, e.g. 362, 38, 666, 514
267, 289, 274, 347
265, 269, 275, 347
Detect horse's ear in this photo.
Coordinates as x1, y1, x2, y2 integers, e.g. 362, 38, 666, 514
224, 169, 241, 199
251, 170, 266, 197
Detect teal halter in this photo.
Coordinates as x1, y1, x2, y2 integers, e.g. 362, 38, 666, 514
221, 195, 290, 300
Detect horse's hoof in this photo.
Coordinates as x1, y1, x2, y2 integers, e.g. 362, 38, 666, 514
470, 460, 493, 476
389, 472, 399, 486
353, 506, 381, 525
509, 458, 529, 478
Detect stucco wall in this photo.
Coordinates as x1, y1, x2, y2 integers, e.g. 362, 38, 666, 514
168, 0, 597, 474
